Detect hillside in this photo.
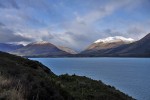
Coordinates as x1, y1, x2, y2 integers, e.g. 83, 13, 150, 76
0, 52, 134, 100
107, 33, 150, 57
80, 33, 150, 57
10, 41, 71, 57
57, 46, 77, 54
81, 36, 134, 55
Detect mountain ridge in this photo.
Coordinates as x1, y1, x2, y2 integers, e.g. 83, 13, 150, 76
0, 33, 149, 57
80, 33, 150, 57
81, 36, 135, 55
10, 41, 72, 57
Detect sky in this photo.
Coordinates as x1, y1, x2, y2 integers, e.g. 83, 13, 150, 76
0, 0, 150, 51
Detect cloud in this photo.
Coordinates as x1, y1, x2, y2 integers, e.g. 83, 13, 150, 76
0, 0, 19, 9
126, 26, 148, 40
0, 22, 5, 26
57, 0, 137, 50
0, 0, 149, 51
102, 29, 123, 37
0, 24, 32, 43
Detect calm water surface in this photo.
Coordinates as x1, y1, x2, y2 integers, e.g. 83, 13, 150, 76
30, 58, 150, 100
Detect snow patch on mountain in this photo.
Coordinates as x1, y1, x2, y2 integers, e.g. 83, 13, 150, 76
94, 36, 134, 43
30, 41, 50, 45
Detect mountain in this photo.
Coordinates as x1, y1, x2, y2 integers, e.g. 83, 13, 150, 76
57, 46, 77, 54
80, 33, 150, 57
11, 41, 72, 57
0, 43, 24, 52
106, 33, 150, 57
81, 36, 134, 54
0, 51, 134, 100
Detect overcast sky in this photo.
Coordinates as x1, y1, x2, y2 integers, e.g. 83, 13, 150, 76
0, 0, 150, 51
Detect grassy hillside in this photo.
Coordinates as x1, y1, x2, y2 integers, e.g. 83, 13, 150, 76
0, 51, 135, 100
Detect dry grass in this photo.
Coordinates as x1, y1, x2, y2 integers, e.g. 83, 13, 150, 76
8, 89, 25, 100
0, 76, 25, 100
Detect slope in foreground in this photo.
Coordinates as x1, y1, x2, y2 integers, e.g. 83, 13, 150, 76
0, 52, 134, 100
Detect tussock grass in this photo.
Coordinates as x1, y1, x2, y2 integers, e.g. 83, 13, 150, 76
0, 76, 24, 100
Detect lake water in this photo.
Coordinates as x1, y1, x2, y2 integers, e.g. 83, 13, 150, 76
30, 58, 150, 100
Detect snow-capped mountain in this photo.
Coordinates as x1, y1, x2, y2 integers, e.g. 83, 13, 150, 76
82, 36, 135, 54
80, 33, 150, 57
28, 41, 50, 45
94, 36, 134, 43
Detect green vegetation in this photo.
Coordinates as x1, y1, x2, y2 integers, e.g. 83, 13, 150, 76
59, 74, 135, 100
0, 52, 135, 100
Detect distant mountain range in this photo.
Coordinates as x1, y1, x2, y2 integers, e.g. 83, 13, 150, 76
10, 41, 77, 57
0, 33, 149, 57
81, 36, 134, 54
80, 33, 150, 57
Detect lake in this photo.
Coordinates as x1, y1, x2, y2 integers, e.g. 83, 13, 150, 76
30, 58, 150, 100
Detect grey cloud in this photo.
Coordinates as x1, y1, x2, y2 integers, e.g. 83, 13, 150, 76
0, 0, 148, 51
126, 27, 147, 40
59, 0, 137, 50
63, 31, 101, 51
0, 3, 5, 8
18, 12, 47, 27
65, 32, 90, 42
8, 0, 19, 9
0, 22, 5, 26
102, 28, 147, 41
0, 25, 32, 42
18, 0, 54, 13
0, 0, 19, 9
102, 29, 123, 37
41, 34, 54, 41
127, 27, 145, 35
